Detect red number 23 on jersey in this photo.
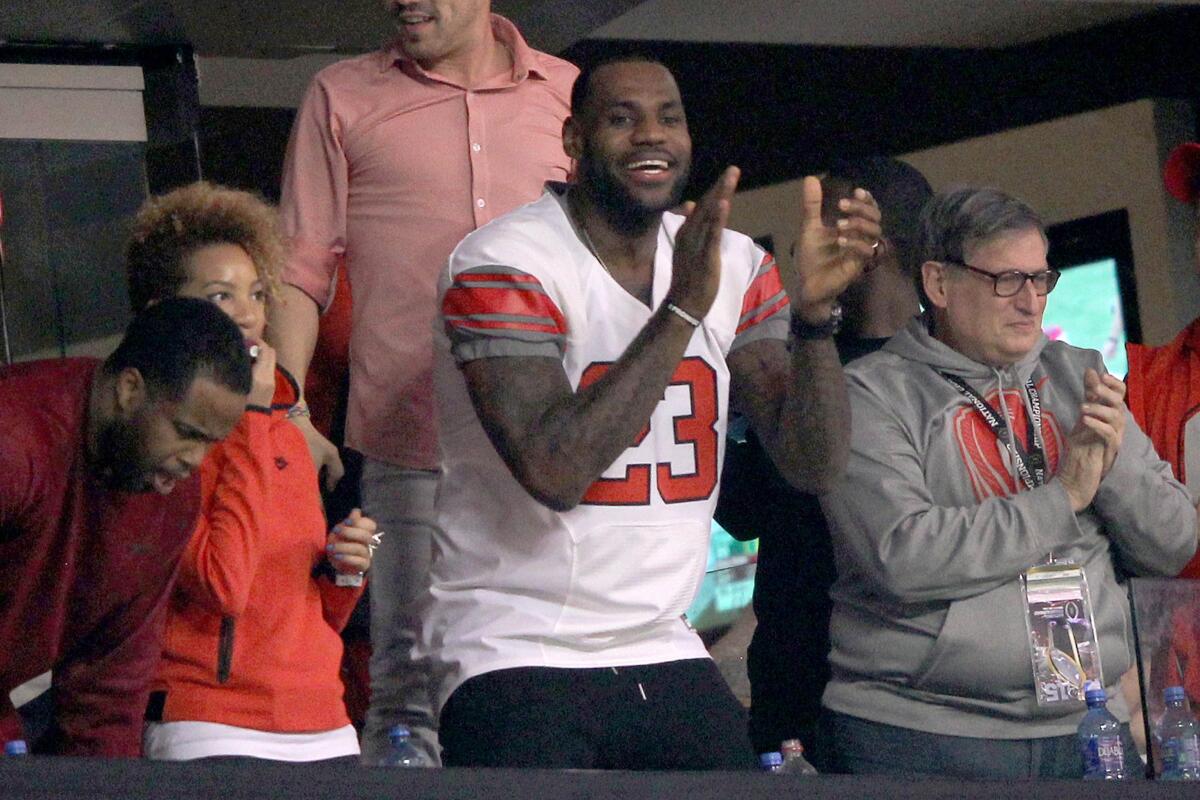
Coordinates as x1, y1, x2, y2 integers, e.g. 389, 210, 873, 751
579, 356, 719, 506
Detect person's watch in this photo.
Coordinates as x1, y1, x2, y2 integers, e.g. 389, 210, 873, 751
790, 302, 843, 340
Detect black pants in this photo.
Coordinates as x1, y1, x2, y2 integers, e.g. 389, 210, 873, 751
439, 659, 757, 770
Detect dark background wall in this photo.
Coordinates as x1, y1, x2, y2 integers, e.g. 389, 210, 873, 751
196, 7, 1200, 202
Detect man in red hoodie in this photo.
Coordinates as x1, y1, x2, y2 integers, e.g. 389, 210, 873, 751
0, 298, 249, 755
1126, 142, 1200, 579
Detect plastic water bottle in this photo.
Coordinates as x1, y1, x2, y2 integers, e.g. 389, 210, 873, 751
779, 739, 819, 775
3, 740, 28, 756
1078, 682, 1126, 780
378, 725, 430, 767
1157, 685, 1200, 781
759, 751, 783, 773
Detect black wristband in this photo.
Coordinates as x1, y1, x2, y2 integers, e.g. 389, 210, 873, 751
790, 302, 843, 340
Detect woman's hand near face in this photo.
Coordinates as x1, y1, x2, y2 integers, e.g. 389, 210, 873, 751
248, 341, 277, 408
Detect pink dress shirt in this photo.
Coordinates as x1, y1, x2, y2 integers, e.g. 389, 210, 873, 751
279, 15, 577, 468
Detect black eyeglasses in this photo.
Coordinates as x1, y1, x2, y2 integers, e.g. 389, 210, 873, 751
945, 262, 1060, 297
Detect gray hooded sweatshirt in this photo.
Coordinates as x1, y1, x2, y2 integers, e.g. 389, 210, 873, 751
820, 316, 1197, 738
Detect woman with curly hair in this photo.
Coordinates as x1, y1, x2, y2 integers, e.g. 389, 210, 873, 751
128, 182, 376, 763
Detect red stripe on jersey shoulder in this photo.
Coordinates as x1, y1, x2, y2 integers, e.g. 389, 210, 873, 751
455, 271, 543, 286
736, 295, 790, 335
447, 316, 564, 334
737, 253, 789, 334
442, 278, 567, 336
739, 254, 786, 319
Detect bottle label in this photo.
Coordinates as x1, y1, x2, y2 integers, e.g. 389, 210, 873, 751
1084, 735, 1125, 778
1162, 734, 1200, 773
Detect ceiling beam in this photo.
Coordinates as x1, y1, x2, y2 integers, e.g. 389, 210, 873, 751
498, 0, 646, 54
0, 0, 646, 58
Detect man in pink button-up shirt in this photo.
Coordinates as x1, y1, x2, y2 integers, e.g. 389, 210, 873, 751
271, 0, 576, 765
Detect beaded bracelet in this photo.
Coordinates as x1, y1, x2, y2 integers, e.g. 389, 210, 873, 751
286, 403, 311, 420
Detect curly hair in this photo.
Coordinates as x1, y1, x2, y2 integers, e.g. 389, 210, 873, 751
126, 181, 285, 312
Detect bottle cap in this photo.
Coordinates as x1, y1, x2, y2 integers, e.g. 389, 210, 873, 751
387, 724, 411, 741
1084, 680, 1106, 703
4, 740, 28, 756
780, 738, 804, 754
1165, 685, 1187, 704
759, 751, 783, 769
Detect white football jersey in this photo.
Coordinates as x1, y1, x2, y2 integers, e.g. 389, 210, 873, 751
419, 185, 788, 710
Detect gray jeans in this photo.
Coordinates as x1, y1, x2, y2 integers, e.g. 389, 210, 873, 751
359, 460, 440, 766
829, 710, 1144, 779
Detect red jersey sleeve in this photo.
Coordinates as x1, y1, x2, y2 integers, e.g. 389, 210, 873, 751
442, 265, 568, 364
731, 250, 790, 352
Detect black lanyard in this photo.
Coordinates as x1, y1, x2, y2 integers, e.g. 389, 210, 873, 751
937, 370, 1046, 490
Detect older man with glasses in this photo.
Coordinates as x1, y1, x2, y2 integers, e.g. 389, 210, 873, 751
817, 186, 1197, 779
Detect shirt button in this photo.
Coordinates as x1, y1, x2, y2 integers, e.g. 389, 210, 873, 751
476, 198, 486, 208
471, 142, 481, 152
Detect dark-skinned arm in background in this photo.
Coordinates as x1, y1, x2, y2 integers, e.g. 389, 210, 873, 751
728, 177, 880, 493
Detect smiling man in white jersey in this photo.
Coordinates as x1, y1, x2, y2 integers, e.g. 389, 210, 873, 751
419, 56, 882, 769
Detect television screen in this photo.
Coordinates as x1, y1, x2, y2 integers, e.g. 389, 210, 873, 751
1041, 257, 1128, 376
685, 521, 757, 636
1044, 209, 1141, 376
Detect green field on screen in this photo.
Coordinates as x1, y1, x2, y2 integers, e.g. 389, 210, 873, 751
1042, 258, 1127, 377
686, 523, 758, 632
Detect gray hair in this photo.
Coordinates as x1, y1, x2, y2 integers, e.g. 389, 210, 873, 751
915, 186, 1046, 307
